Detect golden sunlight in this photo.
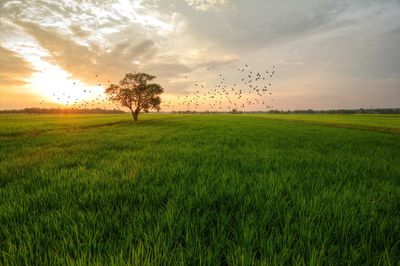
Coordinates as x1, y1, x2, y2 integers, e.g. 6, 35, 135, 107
28, 64, 106, 106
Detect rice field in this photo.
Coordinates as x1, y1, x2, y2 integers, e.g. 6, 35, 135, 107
1, 114, 399, 265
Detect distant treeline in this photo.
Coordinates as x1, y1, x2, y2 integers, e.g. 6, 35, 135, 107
170, 108, 400, 114
265, 108, 400, 114
0, 108, 126, 114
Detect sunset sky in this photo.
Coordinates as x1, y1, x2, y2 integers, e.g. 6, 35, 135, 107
1, 0, 399, 110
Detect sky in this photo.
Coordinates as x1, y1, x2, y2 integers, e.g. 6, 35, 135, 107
0, 0, 399, 110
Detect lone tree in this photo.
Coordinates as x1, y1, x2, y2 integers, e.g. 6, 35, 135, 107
106, 72, 163, 122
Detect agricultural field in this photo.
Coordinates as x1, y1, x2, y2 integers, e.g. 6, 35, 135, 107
1, 114, 399, 265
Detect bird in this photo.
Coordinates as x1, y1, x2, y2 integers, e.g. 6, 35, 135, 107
162, 64, 276, 113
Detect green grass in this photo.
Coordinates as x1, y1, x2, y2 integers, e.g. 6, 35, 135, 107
1, 114, 399, 265
247, 114, 400, 133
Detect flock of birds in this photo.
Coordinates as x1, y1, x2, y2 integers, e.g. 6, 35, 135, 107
164, 64, 276, 111
38, 64, 276, 112
39, 76, 122, 110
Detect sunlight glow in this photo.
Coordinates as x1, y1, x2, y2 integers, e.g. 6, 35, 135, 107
29, 64, 105, 106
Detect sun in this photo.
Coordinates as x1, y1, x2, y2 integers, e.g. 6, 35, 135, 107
28, 64, 106, 106
2, 42, 108, 107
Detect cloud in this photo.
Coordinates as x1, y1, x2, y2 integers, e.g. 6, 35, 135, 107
185, 0, 231, 11
0, 45, 34, 87
14, 20, 100, 82
1, 0, 400, 109
124, 39, 156, 58
13, 20, 161, 84
171, 1, 351, 53
69, 24, 91, 38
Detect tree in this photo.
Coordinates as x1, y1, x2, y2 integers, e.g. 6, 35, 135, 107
106, 72, 164, 122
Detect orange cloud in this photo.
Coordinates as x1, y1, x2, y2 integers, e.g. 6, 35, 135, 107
0, 45, 34, 88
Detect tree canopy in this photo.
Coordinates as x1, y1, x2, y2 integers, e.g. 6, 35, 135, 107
106, 72, 163, 122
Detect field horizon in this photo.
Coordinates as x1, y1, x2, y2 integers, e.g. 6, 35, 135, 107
1, 113, 399, 265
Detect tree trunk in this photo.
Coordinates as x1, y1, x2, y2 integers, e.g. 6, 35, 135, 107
129, 108, 140, 123
131, 110, 139, 123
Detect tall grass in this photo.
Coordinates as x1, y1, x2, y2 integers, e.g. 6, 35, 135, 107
1, 114, 399, 265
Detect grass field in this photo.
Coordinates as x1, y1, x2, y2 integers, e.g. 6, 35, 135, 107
1, 114, 399, 265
